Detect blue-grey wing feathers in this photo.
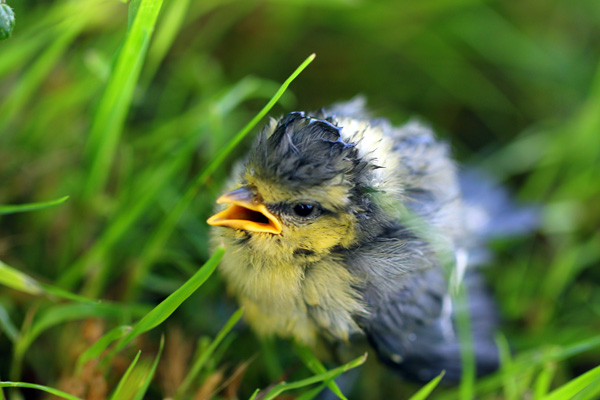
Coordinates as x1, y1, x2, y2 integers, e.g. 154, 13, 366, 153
345, 118, 537, 382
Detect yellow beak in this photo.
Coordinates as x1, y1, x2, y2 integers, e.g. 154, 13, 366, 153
207, 187, 282, 234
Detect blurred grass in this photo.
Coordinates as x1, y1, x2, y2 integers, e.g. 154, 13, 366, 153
0, 196, 69, 215
1, 0, 600, 399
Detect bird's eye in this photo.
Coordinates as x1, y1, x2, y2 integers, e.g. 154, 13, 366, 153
292, 203, 315, 217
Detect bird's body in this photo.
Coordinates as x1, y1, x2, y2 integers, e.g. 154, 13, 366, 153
208, 100, 532, 382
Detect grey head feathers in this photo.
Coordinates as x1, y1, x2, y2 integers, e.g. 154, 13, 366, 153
247, 112, 373, 191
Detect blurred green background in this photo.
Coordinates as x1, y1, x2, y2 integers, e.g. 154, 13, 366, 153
1, 0, 600, 399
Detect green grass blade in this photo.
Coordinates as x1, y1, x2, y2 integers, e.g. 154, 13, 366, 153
293, 342, 347, 400
260, 353, 367, 400
0, 260, 98, 303
437, 335, 600, 400
177, 308, 243, 397
497, 333, 518, 400
58, 155, 186, 290
259, 337, 284, 381
545, 335, 600, 361
0, 304, 18, 343
456, 287, 475, 400
142, 0, 191, 86
132, 335, 164, 400
248, 388, 260, 400
534, 363, 557, 399
295, 382, 330, 400
0, 196, 69, 215
83, 0, 165, 198
0, 261, 43, 295
0, 19, 84, 133
76, 325, 133, 373
128, 53, 316, 297
109, 351, 142, 400
38, 283, 97, 304
105, 247, 224, 362
210, 331, 238, 370
128, 0, 142, 29
408, 371, 445, 400
23, 304, 138, 350
0, 31, 47, 78
0, 381, 82, 400
12, 302, 146, 379
543, 364, 600, 400
81, 164, 188, 297
571, 373, 600, 400
191, 53, 316, 184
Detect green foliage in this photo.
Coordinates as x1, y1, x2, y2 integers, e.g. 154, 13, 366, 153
543, 364, 600, 400
83, 0, 165, 198
259, 354, 367, 400
75, 325, 132, 373
408, 371, 445, 400
0, 196, 69, 215
133, 336, 165, 400
294, 342, 348, 400
106, 336, 164, 400
11, 302, 147, 379
109, 350, 142, 400
105, 247, 223, 361
0, 381, 81, 400
1, 0, 599, 398
177, 307, 243, 397
0, 261, 43, 296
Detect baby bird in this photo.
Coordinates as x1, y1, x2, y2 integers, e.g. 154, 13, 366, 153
208, 100, 531, 382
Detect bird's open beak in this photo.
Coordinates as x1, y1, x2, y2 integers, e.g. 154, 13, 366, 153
207, 187, 282, 234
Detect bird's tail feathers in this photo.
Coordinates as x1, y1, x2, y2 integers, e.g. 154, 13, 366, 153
460, 168, 538, 240
459, 168, 537, 266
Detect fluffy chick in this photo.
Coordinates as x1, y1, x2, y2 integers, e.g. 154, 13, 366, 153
208, 100, 526, 382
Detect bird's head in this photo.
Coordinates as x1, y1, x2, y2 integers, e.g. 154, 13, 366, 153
208, 111, 388, 262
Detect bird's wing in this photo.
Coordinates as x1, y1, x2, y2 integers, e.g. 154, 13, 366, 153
349, 238, 500, 383
327, 113, 513, 381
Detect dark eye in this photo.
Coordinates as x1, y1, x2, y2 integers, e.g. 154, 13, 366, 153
292, 203, 315, 217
